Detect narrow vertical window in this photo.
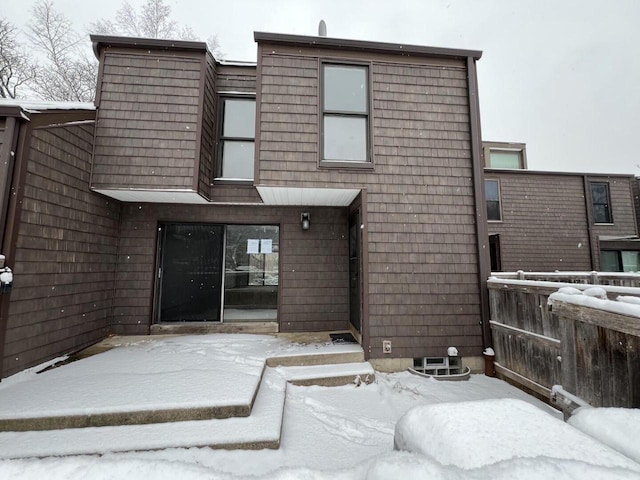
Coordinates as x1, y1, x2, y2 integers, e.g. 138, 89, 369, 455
591, 182, 612, 223
322, 64, 369, 163
219, 97, 256, 180
485, 179, 501, 221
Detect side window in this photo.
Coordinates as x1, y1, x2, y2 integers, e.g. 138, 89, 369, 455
591, 182, 612, 224
321, 64, 369, 163
218, 97, 256, 180
485, 179, 501, 221
483, 142, 527, 169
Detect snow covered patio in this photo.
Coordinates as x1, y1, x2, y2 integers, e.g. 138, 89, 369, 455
0, 333, 639, 479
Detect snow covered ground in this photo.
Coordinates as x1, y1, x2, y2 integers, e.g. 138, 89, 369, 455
0, 334, 638, 479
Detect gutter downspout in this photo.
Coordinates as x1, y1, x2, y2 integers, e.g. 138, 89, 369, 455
467, 56, 492, 350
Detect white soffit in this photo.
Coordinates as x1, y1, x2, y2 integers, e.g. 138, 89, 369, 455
256, 186, 360, 206
92, 189, 209, 204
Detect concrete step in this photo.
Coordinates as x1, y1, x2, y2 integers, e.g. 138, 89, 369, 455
278, 362, 375, 386
267, 350, 365, 368
0, 367, 286, 459
0, 340, 267, 432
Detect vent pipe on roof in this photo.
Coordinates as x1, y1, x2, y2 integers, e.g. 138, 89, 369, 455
318, 20, 327, 37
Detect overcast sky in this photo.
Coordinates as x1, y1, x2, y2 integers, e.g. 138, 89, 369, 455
4, 0, 639, 175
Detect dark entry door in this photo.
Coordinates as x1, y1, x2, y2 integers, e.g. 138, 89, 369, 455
158, 223, 224, 322
349, 211, 362, 333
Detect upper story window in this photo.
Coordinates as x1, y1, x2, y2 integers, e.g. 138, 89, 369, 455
591, 182, 612, 223
219, 97, 256, 180
321, 64, 370, 164
485, 179, 502, 221
483, 142, 527, 169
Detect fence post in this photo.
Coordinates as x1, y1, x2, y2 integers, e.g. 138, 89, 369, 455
590, 271, 598, 285
517, 270, 525, 280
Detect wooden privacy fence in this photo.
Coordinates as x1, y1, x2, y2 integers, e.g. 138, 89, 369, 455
487, 274, 640, 407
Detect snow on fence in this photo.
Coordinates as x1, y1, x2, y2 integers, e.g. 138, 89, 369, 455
491, 271, 640, 288
487, 273, 640, 409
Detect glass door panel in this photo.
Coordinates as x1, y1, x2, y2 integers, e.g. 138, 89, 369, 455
159, 223, 224, 322
223, 225, 279, 322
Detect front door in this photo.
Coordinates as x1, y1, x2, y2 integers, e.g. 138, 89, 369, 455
158, 223, 224, 322
349, 211, 362, 335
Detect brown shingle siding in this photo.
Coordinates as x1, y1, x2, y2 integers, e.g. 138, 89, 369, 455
3, 124, 121, 377
256, 48, 483, 358
93, 49, 203, 192
488, 171, 638, 272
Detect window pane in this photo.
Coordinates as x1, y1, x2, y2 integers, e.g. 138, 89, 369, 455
224, 225, 278, 322
324, 116, 367, 161
223, 99, 256, 138
622, 251, 640, 272
487, 201, 501, 221
485, 180, 500, 201
593, 205, 611, 223
600, 251, 621, 272
490, 151, 522, 169
324, 65, 367, 113
591, 183, 608, 203
222, 141, 254, 179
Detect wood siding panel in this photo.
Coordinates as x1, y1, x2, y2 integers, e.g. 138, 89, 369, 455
92, 51, 203, 190
258, 49, 482, 359
198, 53, 216, 199
217, 65, 257, 93
588, 175, 638, 270
3, 125, 121, 378
487, 172, 637, 272
487, 172, 592, 271
112, 204, 348, 334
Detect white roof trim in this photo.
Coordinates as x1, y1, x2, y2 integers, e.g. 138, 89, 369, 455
256, 186, 360, 206
92, 188, 209, 204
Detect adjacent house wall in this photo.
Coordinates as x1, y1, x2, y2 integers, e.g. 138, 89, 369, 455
112, 204, 348, 334
257, 43, 483, 359
486, 172, 592, 271
2, 124, 121, 378
587, 175, 638, 270
487, 171, 637, 272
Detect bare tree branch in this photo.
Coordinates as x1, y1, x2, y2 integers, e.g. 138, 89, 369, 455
91, 0, 225, 58
26, 0, 96, 102
0, 18, 37, 99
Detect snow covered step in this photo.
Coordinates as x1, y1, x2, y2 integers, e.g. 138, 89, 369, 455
0, 367, 287, 459
0, 340, 267, 432
277, 362, 375, 386
266, 346, 365, 368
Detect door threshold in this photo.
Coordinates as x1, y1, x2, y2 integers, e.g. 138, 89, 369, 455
150, 322, 279, 335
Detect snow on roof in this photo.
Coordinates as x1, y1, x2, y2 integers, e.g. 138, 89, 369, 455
218, 59, 256, 67
0, 98, 95, 113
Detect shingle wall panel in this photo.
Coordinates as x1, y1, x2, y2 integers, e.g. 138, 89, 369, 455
257, 47, 483, 358
3, 125, 121, 378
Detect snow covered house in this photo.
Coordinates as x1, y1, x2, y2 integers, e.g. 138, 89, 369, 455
483, 142, 639, 272
0, 32, 491, 378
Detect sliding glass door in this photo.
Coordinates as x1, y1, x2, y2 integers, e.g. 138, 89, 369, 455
224, 225, 279, 322
157, 223, 279, 323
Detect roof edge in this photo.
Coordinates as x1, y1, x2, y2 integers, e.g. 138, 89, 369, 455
90, 35, 208, 59
254, 31, 482, 60
485, 168, 635, 179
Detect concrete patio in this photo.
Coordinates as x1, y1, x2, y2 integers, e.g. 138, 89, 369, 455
0, 333, 374, 458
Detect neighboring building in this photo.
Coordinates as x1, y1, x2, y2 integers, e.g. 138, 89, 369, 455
484, 142, 639, 272
0, 32, 491, 378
